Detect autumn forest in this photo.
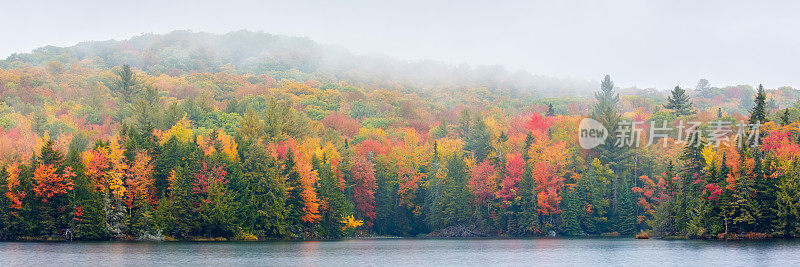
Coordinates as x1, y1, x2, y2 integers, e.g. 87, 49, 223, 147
1, 31, 799, 241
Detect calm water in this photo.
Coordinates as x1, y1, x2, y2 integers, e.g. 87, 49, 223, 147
2, 238, 800, 266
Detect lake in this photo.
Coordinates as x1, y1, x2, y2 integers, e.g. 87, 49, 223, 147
2, 238, 800, 266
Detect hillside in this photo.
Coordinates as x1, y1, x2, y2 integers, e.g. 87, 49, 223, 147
0, 31, 799, 241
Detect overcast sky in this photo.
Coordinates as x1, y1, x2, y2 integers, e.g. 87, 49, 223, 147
1, 0, 798, 90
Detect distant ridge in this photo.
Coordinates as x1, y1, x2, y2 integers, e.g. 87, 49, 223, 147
1, 30, 598, 97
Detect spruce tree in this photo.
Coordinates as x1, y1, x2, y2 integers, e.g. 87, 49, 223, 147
780, 108, 790, 126
113, 64, 139, 103
749, 84, 767, 124
282, 150, 304, 238
545, 103, 555, 117
664, 86, 695, 117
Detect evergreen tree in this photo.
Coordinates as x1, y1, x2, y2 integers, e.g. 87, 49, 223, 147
780, 108, 790, 126
590, 75, 629, 223
546, 103, 555, 117
281, 150, 305, 238
696, 79, 711, 96
234, 144, 287, 238
315, 156, 351, 238
427, 155, 472, 230
775, 161, 800, 236
67, 146, 110, 240
749, 84, 768, 124
664, 86, 695, 117
113, 64, 139, 103
464, 115, 492, 162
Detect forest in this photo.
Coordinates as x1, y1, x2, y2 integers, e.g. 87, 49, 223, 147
0, 31, 799, 241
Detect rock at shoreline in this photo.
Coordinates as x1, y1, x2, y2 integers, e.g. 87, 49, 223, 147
426, 226, 488, 238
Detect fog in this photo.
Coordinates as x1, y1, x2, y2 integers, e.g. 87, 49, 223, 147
1, 0, 798, 90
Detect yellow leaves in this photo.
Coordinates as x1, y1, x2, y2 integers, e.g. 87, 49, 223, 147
358, 127, 388, 140
320, 142, 342, 168
128, 152, 155, 206
299, 138, 322, 164
32, 164, 75, 202
197, 130, 239, 162
280, 79, 316, 96
167, 169, 178, 192
4, 161, 24, 210
701, 145, 716, 169
435, 137, 464, 160
108, 175, 126, 199
526, 131, 571, 176
341, 215, 363, 231
160, 115, 193, 144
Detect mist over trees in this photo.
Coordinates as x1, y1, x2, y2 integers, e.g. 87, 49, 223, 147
1, 30, 598, 98
0, 31, 799, 241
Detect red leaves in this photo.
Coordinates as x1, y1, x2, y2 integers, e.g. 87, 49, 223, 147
468, 161, 497, 206
321, 112, 360, 138
73, 206, 84, 221
126, 152, 156, 207
4, 161, 24, 210
533, 161, 564, 215
762, 131, 800, 162
295, 157, 321, 223
498, 153, 525, 202
192, 162, 228, 194
524, 113, 551, 134
359, 139, 386, 157
351, 152, 377, 226
83, 150, 111, 191
705, 183, 722, 201
32, 164, 75, 202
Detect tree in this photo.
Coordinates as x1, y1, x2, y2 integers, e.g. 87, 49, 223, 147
749, 84, 767, 124
351, 151, 377, 227
533, 161, 564, 217
464, 116, 492, 161
546, 104, 555, 117
315, 156, 350, 238
498, 153, 525, 202
32, 164, 75, 202
113, 64, 139, 103
696, 79, 711, 96
429, 155, 472, 229
468, 161, 497, 207
780, 109, 791, 126
664, 86, 695, 117
235, 143, 287, 238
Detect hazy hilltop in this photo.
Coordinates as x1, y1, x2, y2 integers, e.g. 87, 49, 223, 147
0, 30, 598, 97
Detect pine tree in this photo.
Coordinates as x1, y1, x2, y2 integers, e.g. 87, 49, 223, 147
315, 156, 351, 238
464, 115, 491, 162
590, 75, 629, 222
696, 79, 711, 96
113, 64, 139, 103
664, 86, 695, 117
282, 150, 304, 238
545, 103, 555, 117
780, 109, 790, 126
749, 84, 767, 124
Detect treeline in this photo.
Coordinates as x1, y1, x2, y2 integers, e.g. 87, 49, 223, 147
0, 62, 798, 240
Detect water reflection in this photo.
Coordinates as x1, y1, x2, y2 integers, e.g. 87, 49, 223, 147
2, 238, 800, 266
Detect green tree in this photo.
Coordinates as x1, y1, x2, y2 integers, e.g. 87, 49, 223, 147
664, 86, 695, 117
113, 64, 139, 103
546, 103, 555, 117
749, 84, 767, 124
314, 156, 351, 238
